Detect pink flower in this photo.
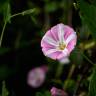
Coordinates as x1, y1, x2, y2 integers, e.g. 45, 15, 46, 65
27, 66, 48, 88
41, 23, 77, 61
50, 87, 68, 96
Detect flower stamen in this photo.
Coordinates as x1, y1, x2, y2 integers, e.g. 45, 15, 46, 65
58, 42, 66, 50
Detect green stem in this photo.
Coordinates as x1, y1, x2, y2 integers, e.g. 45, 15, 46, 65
75, 48, 94, 65
81, 52, 94, 65
10, 12, 23, 18
0, 11, 27, 47
0, 21, 7, 47
55, 64, 64, 78
63, 64, 76, 90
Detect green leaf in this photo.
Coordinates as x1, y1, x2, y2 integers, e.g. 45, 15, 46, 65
89, 66, 96, 96
79, 0, 96, 40
0, 48, 10, 55
36, 92, 43, 96
3, 2, 11, 23
36, 91, 51, 96
2, 81, 9, 96
0, 0, 11, 23
64, 79, 76, 93
45, 2, 58, 12
44, 91, 51, 96
0, 1, 11, 23
21, 8, 36, 15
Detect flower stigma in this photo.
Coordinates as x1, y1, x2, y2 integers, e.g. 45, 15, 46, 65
58, 42, 66, 50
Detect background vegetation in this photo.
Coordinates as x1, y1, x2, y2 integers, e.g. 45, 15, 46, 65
0, 0, 96, 96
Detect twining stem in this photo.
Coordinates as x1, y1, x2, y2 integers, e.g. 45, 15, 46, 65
10, 12, 24, 18
63, 48, 94, 91
0, 21, 7, 47
55, 64, 64, 78
0, 9, 35, 47
75, 48, 94, 65
81, 52, 94, 65
0, 12, 23, 47
63, 64, 76, 90
73, 75, 83, 96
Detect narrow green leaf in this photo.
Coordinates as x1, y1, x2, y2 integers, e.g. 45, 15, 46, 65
79, 0, 96, 40
21, 8, 36, 15
0, 1, 11, 23
89, 66, 96, 96
2, 81, 9, 96
3, 2, 11, 23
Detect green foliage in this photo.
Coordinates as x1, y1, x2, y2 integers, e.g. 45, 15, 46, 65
45, 1, 59, 12
36, 91, 51, 96
89, 66, 96, 96
21, 8, 36, 15
64, 79, 76, 93
2, 81, 9, 96
0, 48, 10, 55
78, 0, 96, 40
0, 65, 13, 80
36, 92, 43, 96
0, 1, 11, 23
11, 8, 36, 18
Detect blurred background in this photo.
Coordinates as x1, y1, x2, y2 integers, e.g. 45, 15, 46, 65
0, 0, 96, 96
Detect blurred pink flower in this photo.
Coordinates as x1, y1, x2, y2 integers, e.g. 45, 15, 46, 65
27, 66, 48, 88
50, 87, 68, 96
41, 23, 77, 61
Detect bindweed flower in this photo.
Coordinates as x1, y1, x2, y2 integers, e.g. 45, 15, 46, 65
50, 87, 68, 96
27, 66, 48, 88
41, 23, 77, 61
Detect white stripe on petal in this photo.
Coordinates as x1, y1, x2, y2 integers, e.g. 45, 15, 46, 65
45, 49, 58, 56
43, 35, 57, 46
62, 48, 69, 56
58, 24, 65, 43
65, 33, 76, 45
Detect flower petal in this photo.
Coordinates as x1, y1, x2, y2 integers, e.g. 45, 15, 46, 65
67, 39, 77, 53
64, 25, 74, 40
57, 48, 69, 60
27, 67, 45, 88
41, 40, 55, 49
50, 87, 68, 96
50, 25, 59, 41
42, 48, 61, 60
42, 35, 57, 46
65, 32, 76, 44
58, 23, 65, 43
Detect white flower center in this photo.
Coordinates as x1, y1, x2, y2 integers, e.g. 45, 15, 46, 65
58, 42, 66, 50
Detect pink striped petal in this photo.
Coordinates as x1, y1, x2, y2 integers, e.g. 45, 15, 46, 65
64, 25, 75, 40
27, 67, 46, 88
41, 40, 55, 49
42, 47, 62, 60
42, 35, 57, 46
41, 23, 77, 61
65, 32, 76, 44
67, 38, 77, 53
50, 87, 68, 96
58, 23, 65, 43
57, 48, 69, 60
50, 25, 59, 41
